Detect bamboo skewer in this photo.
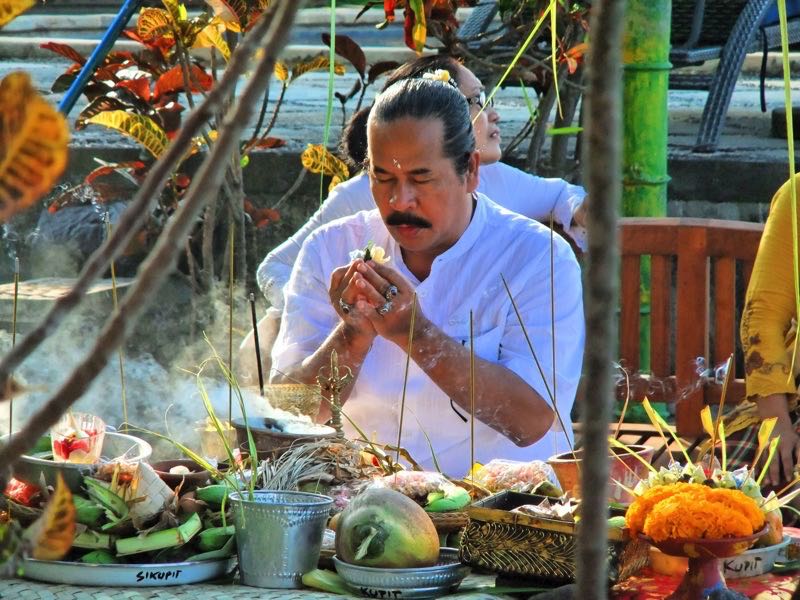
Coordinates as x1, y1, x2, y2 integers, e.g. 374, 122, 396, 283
469, 310, 475, 481
9, 257, 18, 435
228, 218, 234, 424
395, 294, 416, 470
105, 216, 128, 431
249, 293, 265, 396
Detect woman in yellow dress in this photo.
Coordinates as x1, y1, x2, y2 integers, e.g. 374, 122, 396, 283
732, 174, 800, 487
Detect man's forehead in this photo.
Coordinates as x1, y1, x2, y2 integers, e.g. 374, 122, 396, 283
367, 117, 445, 167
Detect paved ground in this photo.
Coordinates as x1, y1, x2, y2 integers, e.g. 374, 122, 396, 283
2, 6, 800, 213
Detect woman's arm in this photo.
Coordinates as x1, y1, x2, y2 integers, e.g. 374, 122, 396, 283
256, 173, 373, 308
742, 175, 800, 484
483, 163, 587, 251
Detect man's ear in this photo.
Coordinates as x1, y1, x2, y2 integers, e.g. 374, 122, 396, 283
465, 150, 480, 193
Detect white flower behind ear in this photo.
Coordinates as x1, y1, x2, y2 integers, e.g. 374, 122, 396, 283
422, 69, 452, 84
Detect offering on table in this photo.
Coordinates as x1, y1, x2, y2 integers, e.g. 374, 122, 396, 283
50, 412, 105, 464
472, 458, 561, 495
372, 470, 471, 512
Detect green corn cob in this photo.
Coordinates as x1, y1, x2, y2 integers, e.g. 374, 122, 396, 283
115, 513, 202, 557
197, 525, 235, 552
73, 495, 105, 528
73, 530, 114, 550
84, 477, 129, 521
80, 549, 119, 564
187, 536, 236, 562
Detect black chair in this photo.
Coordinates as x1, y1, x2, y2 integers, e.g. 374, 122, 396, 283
671, 0, 800, 152
457, 0, 800, 153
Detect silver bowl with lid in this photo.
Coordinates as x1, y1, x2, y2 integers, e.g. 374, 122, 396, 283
333, 548, 470, 599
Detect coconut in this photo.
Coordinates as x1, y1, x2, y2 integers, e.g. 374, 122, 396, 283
335, 487, 439, 568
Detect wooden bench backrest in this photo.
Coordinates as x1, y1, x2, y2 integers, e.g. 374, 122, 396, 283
618, 217, 764, 438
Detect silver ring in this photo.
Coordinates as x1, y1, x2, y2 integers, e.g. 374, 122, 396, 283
384, 284, 398, 300
338, 297, 352, 315
376, 301, 393, 315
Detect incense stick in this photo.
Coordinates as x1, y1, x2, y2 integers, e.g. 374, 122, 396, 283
105, 216, 128, 431
709, 354, 734, 462
469, 310, 475, 482
549, 215, 557, 453
9, 257, 18, 435
249, 293, 265, 396
395, 293, 417, 470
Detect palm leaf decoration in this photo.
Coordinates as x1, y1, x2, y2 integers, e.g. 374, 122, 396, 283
86, 110, 169, 158
0, 0, 34, 29
274, 61, 289, 83
0, 72, 69, 222
23, 474, 76, 560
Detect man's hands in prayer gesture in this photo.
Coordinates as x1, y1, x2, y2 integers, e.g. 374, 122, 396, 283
331, 259, 424, 347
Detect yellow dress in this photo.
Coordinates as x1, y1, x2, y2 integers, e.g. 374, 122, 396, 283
741, 174, 800, 401
700, 175, 800, 461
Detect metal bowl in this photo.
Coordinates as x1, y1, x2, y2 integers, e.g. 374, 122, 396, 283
333, 548, 470, 599
4, 432, 152, 493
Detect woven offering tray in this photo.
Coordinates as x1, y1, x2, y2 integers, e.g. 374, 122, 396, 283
460, 491, 648, 583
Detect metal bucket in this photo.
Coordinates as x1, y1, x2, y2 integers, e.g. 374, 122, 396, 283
229, 490, 333, 588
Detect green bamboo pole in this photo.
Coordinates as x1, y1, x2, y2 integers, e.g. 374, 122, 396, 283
622, 0, 672, 372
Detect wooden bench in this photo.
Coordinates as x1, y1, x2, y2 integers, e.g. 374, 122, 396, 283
617, 217, 765, 439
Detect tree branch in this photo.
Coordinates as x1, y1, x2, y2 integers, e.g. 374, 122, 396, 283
0, 0, 301, 475
0, 0, 287, 390
577, 0, 625, 597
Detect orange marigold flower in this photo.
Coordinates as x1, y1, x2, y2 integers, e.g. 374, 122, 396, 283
625, 483, 764, 542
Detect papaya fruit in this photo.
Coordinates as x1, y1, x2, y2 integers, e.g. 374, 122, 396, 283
335, 488, 439, 568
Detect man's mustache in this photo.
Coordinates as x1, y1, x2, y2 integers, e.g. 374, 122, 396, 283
385, 212, 432, 229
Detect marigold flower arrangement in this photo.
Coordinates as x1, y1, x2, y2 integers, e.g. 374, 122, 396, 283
625, 480, 765, 542
613, 399, 799, 544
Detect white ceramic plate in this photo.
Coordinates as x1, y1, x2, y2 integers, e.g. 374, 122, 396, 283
21, 557, 237, 587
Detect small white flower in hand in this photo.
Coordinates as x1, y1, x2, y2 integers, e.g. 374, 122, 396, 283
349, 241, 390, 264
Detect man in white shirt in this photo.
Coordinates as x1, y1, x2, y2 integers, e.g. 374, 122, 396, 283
271, 76, 585, 476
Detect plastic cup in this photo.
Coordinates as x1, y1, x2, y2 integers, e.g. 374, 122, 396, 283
51, 412, 106, 464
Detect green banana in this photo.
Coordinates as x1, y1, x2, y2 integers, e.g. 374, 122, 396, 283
302, 569, 350, 595
80, 549, 119, 564
73, 495, 105, 528
195, 484, 236, 508
187, 535, 236, 562
84, 477, 128, 521
115, 513, 202, 556
425, 485, 471, 512
197, 525, 235, 552
73, 530, 114, 550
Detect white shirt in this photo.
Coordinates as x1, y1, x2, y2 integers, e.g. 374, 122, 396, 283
271, 194, 585, 477
258, 162, 586, 310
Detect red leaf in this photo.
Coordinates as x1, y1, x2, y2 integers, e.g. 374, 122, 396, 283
321, 33, 367, 79
367, 60, 400, 84
384, 0, 397, 21
84, 161, 145, 186
117, 78, 151, 102
40, 42, 86, 65
154, 65, 213, 98
253, 136, 286, 149
243, 200, 280, 228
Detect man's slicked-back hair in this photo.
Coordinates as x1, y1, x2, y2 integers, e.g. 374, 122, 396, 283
339, 55, 463, 168
368, 77, 475, 177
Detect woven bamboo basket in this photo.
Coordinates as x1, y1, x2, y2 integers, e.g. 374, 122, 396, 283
262, 383, 323, 418
459, 491, 648, 583
428, 510, 470, 534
